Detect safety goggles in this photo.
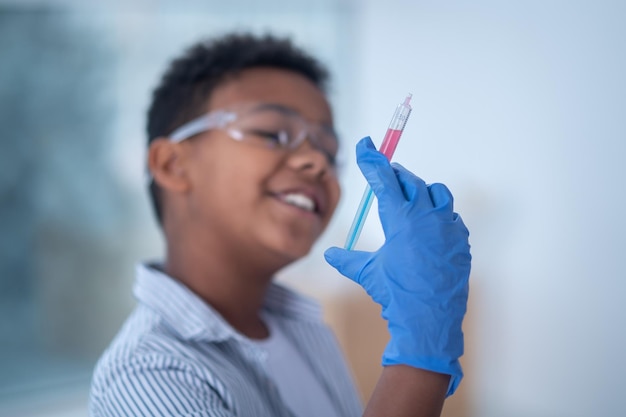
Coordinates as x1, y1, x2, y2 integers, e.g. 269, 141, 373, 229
168, 102, 339, 167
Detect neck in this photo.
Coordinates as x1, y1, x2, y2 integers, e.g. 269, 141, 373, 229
163, 228, 288, 340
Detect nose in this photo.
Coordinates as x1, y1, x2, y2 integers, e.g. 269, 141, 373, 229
286, 139, 335, 179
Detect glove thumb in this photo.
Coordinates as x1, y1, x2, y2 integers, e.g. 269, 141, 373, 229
324, 246, 372, 285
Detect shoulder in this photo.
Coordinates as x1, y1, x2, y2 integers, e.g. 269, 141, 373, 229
91, 306, 196, 385
89, 306, 235, 416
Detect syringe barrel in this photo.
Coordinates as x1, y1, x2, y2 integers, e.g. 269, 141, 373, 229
379, 98, 412, 159
387, 102, 412, 131
343, 93, 413, 250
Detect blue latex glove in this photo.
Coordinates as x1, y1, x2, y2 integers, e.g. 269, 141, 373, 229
324, 136, 471, 396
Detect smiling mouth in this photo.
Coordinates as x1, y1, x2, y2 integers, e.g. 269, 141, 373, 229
275, 192, 318, 214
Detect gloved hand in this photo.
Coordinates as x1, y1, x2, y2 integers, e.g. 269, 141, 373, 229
324, 136, 471, 396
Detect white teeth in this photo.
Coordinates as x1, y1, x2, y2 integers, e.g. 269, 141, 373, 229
281, 193, 316, 212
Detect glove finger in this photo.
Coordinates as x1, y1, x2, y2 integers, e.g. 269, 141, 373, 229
391, 163, 433, 210
325, 246, 390, 307
427, 183, 455, 217
355, 137, 404, 206
324, 246, 373, 285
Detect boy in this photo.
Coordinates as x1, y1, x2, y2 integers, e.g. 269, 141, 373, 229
89, 33, 471, 417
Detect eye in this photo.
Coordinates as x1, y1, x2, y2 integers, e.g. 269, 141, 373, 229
317, 138, 339, 167
323, 150, 338, 167
247, 129, 289, 147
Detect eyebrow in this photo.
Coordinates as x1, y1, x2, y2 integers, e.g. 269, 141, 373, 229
250, 102, 337, 137
251, 102, 298, 114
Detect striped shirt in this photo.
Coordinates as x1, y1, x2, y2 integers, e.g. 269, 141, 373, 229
89, 263, 363, 417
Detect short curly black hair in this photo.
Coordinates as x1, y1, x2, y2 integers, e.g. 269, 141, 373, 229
146, 32, 330, 225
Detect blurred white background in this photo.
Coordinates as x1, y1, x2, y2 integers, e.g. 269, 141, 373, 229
0, 0, 624, 416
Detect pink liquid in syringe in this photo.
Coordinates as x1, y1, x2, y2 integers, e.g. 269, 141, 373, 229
379, 128, 404, 160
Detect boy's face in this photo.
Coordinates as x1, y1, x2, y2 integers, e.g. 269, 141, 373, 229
178, 67, 340, 264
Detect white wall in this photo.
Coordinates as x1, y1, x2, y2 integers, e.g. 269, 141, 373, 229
338, 1, 625, 415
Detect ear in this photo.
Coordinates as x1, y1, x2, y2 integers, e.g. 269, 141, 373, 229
148, 138, 191, 193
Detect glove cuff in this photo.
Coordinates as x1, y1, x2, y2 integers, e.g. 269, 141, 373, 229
381, 352, 463, 397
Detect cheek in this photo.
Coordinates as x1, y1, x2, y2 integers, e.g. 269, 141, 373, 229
193, 140, 275, 185
209, 153, 280, 208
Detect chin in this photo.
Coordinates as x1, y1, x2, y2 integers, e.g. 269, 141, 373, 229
253, 224, 321, 266
268, 237, 316, 265
281, 243, 314, 263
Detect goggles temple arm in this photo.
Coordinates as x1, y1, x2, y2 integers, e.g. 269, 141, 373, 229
169, 111, 236, 143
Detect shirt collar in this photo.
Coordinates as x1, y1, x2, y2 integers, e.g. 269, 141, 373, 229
133, 262, 322, 343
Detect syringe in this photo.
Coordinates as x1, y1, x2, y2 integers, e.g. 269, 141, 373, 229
344, 94, 413, 250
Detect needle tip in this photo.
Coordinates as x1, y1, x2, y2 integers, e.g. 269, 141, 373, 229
404, 93, 412, 105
